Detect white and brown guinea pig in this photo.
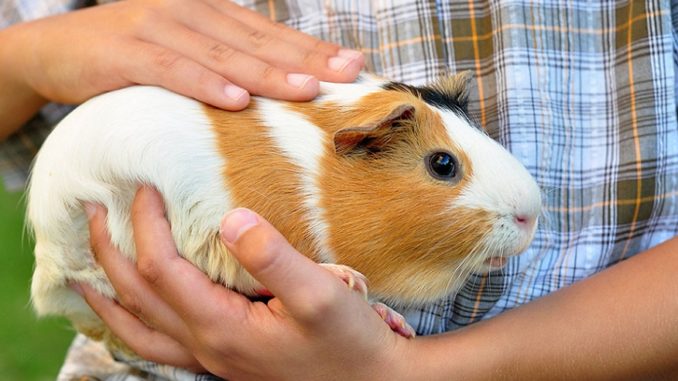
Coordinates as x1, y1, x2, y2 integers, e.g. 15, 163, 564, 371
28, 71, 541, 346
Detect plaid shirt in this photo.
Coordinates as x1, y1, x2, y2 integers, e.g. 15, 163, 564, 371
3, 1, 677, 380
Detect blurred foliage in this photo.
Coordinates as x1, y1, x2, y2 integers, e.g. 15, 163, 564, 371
0, 184, 73, 381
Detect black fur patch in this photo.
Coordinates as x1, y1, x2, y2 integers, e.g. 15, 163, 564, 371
382, 82, 468, 114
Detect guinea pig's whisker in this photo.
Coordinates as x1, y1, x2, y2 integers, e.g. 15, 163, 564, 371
444, 238, 486, 294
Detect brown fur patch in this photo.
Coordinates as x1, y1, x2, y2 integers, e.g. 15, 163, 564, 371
202, 101, 323, 262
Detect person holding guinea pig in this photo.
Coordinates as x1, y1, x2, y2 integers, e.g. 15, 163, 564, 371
2, 1, 677, 380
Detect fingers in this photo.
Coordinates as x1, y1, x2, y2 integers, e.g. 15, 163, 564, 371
116, 39, 250, 110
85, 202, 191, 342
84, 189, 249, 370
75, 283, 203, 371
173, 3, 363, 83
219, 208, 348, 322
125, 0, 362, 104
130, 186, 249, 328
206, 0, 340, 56
135, 19, 320, 101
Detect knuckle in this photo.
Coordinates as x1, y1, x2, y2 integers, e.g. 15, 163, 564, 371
195, 329, 228, 353
313, 286, 341, 313
137, 256, 162, 285
153, 50, 182, 72
271, 21, 289, 33
117, 293, 143, 317
311, 39, 328, 52
207, 43, 237, 64
312, 39, 338, 56
126, 7, 159, 34
247, 30, 274, 50
259, 64, 277, 82
194, 67, 216, 89
296, 285, 341, 322
301, 49, 325, 68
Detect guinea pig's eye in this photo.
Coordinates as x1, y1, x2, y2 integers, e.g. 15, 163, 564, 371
426, 151, 458, 181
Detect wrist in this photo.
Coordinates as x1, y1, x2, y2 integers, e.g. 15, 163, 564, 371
395, 326, 509, 381
351, 333, 424, 381
385, 334, 467, 381
0, 23, 48, 139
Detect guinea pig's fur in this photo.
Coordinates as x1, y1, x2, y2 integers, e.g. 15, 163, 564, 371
27, 72, 541, 350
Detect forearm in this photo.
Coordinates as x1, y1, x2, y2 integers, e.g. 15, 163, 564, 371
0, 23, 48, 140
408, 237, 678, 380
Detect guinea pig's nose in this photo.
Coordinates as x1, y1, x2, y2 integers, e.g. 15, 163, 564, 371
514, 214, 536, 230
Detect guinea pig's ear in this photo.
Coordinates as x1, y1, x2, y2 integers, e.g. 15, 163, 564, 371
333, 104, 415, 156
429, 70, 474, 112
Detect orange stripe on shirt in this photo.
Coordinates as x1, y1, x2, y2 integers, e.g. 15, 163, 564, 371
468, 275, 487, 323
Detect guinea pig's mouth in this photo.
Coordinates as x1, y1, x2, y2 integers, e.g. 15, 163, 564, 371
483, 256, 508, 269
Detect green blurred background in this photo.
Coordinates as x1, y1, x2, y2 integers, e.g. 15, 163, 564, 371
0, 183, 74, 381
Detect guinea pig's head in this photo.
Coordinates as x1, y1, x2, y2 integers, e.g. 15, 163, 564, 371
317, 72, 542, 307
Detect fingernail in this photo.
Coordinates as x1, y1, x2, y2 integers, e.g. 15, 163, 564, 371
84, 202, 96, 219
221, 208, 259, 244
69, 282, 84, 296
328, 56, 352, 72
286, 73, 315, 89
337, 48, 363, 61
224, 84, 248, 101
328, 49, 363, 73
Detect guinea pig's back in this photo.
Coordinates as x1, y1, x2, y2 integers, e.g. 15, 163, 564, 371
28, 86, 233, 318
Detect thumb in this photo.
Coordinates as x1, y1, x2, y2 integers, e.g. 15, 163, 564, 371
219, 208, 341, 319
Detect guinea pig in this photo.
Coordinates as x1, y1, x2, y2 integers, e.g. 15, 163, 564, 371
27, 72, 541, 351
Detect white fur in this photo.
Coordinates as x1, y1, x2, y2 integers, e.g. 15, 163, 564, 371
436, 109, 542, 258
28, 86, 236, 324
258, 98, 336, 263
317, 74, 385, 105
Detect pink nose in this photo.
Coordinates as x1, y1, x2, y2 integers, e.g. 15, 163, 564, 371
514, 214, 535, 228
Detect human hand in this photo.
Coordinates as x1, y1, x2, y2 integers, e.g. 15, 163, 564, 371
2, 0, 363, 111
78, 187, 410, 380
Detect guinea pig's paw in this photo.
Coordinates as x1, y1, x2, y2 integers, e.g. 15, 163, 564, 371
319, 263, 368, 300
371, 302, 417, 339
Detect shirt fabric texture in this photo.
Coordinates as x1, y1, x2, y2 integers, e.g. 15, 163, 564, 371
2, 0, 677, 380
